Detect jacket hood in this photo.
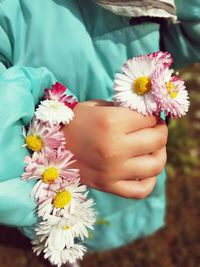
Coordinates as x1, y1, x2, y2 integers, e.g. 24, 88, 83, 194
95, 0, 177, 22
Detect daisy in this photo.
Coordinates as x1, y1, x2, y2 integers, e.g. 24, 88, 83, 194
35, 209, 95, 252
72, 198, 96, 231
32, 238, 46, 256
37, 181, 88, 219
151, 67, 190, 118
22, 149, 80, 202
58, 244, 86, 264
32, 237, 86, 266
113, 55, 159, 115
35, 215, 76, 250
148, 51, 173, 68
44, 82, 78, 109
31, 180, 53, 203
59, 198, 96, 240
35, 99, 74, 125
22, 152, 45, 180
22, 148, 79, 183
44, 244, 86, 266
22, 118, 65, 152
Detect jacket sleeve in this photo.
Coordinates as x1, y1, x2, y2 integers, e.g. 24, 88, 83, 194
0, 26, 76, 239
161, 0, 200, 69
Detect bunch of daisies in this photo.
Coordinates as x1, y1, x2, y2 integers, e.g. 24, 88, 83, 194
113, 51, 189, 118
22, 82, 96, 266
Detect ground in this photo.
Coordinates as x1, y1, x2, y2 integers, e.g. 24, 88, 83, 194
0, 65, 200, 267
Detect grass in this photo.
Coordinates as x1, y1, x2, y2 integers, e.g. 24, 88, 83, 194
1, 65, 200, 267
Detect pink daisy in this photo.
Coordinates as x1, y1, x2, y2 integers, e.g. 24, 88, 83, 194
148, 51, 173, 68
22, 152, 45, 179
151, 68, 190, 118
23, 118, 65, 152
44, 82, 78, 109
22, 147, 79, 185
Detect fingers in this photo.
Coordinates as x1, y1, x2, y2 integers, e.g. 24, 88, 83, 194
79, 146, 166, 187
67, 100, 166, 200
77, 102, 158, 134
124, 119, 168, 157
106, 107, 158, 133
119, 147, 167, 180
105, 177, 157, 199
79, 163, 157, 199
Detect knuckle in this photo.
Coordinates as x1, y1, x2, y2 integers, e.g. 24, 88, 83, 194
97, 139, 120, 163
162, 125, 168, 142
150, 158, 164, 176
96, 168, 113, 181
126, 184, 155, 200
144, 115, 157, 127
162, 147, 167, 165
158, 132, 167, 147
104, 145, 119, 160
91, 180, 105, 190
163, 123, 168, 136
157, 125, 168, 147
130, 189, 150, 199
137, 178, 157, 199
97, 113, 115, 132
134, 191, 148, 200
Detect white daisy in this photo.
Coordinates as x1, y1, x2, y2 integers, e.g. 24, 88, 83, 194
113, 55, 159, 115
35, 99, 74, 125
44, 244, 86, 266
60, 198, 96, 240
35, 215, 75, 250
38, 182, 88, 219
35, 206, 95, 252
32, 238, 46, 256
60, 244, 86, 264
32, 237, 86, 266
67, 198, 96, 236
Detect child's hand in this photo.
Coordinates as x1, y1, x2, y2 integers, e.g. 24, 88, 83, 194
63, 100, 168, 199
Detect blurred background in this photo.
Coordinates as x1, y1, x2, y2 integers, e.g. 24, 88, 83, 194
0, 64, 200, 267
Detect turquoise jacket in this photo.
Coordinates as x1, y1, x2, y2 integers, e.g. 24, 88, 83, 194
0, 0, 200, 252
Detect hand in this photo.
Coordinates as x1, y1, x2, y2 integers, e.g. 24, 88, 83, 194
62, 100, 168, 199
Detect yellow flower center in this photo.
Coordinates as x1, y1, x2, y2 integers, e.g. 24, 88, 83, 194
133, 76, 151, 95
42, 167, 59, 184
166, 82, 178, 98
63, 225, 71, 231
50, 101, 60, 109
53, 190, 72, 208
25, 135, 43, 151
